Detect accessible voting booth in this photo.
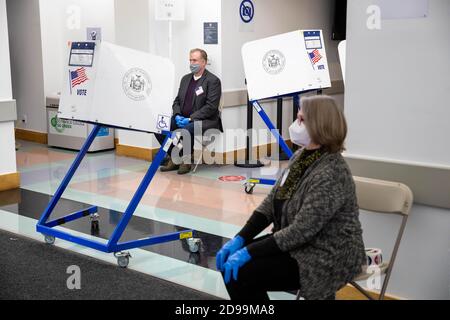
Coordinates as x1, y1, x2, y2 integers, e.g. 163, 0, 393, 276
241, 30, 332, 193
36, 41, 198, 268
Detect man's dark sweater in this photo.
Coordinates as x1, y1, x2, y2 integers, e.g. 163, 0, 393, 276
181, 77, 200, 118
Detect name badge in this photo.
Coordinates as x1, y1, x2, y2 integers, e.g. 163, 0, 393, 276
195, 86, 204, 96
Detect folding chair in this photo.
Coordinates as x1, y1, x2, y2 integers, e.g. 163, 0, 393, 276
192, 96, 224, 173
296, 176, 413, 300
349, 176, 413, 299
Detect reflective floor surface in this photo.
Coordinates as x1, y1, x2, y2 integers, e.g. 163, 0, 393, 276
0, 140, 294, 300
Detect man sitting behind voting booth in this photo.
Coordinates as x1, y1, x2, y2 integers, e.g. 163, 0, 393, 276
154, 49, 223, 175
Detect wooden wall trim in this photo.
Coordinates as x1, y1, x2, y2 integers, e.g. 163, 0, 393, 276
15, 128, 48, 144
115, 143, 159, 161
0, 172, 20, 192
115, 141, 292, 165
337, 284, 401, 300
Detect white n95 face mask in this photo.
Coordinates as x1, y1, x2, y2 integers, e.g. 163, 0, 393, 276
289, 120, 311, 147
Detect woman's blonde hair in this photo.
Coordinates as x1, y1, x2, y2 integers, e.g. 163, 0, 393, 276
301, 95, 347, 153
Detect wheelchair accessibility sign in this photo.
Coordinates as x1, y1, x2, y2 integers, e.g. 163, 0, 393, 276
157, 114, 171, 131
240, 0, 254, 23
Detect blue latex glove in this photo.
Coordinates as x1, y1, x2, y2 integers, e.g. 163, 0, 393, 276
178, 118, 190, 128
216, 236, 244, 272
223, 247, 252, 284
175, 115, 184, 127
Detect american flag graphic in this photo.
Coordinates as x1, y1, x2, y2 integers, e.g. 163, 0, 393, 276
70, 67, 88, 88
309, 49, 322, 65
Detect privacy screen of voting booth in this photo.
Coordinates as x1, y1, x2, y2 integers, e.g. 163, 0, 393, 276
59, 41, 174, 134
240, 30, 332, 194
242, 30, 331, 101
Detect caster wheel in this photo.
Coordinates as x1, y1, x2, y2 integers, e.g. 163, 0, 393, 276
114, 252, 131, 268
187, 238, 201, 253
244, 183, 255, 194
117, 256, 129, 268
44, 235, 55, 245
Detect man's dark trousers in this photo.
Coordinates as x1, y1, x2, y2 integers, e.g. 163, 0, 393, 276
154, 117, 202, 161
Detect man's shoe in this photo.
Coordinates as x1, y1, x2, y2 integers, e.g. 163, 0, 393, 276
160, 159, 179, 172
177, 163, 192, 175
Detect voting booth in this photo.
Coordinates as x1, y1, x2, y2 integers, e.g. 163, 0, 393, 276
241, 30, 331, 193
242, 30, 331, 101
37, 41, 198, 267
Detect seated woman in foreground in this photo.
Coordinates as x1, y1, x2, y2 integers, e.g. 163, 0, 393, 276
216, 95, 366, 300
